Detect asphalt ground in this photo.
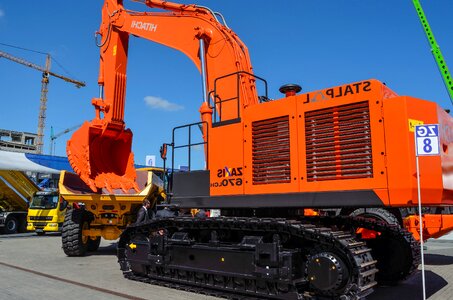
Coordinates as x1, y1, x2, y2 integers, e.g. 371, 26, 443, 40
0, 232, 452, 300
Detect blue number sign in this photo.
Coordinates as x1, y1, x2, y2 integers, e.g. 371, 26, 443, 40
415, 124, 440, 156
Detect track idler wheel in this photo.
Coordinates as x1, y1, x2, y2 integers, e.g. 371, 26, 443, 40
306, 252, 350, 296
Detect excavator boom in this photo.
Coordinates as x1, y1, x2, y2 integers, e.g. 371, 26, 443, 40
67, 0, 258, 192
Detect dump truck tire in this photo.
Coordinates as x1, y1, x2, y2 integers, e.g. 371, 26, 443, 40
2, 216, 18, 234
87, 236, 101, 252
62, 208, 89, 256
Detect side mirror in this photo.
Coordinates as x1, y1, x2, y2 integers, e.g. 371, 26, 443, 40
60, 200, 68, 211
160, 143, 167, 160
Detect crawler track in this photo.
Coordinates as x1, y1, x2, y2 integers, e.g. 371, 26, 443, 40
300, 215, 421, 285
118, 217, 378, 299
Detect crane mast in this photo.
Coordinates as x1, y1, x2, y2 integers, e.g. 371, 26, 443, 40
0, 50, 85, 154
37, 54, 51, 154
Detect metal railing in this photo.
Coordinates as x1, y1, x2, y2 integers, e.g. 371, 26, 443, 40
210, 71, 268, 124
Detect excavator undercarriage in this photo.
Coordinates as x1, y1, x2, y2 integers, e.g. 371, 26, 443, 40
118, 214, 420, 299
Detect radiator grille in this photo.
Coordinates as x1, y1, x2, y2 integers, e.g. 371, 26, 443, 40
305, 101, 373, 181
252, 116, 291, 185
29, 216, 53, 221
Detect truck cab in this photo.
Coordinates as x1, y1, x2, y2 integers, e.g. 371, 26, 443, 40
27, 189, 67, 235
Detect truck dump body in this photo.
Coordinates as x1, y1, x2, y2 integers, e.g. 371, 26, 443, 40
0, 170, 39, 234
59, 169, 162, 201
0, 170, 38, 211
59, 169, 164, 246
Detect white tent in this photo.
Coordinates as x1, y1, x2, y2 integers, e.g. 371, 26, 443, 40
0, 150, 61, 174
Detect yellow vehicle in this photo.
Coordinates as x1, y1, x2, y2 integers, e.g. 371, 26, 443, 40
59, 168, 165, 256
27, 189, 67, 235
0, 170, 38, 234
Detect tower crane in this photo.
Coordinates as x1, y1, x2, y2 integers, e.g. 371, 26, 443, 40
0, 50, 85, 154
49, 124, 82, 156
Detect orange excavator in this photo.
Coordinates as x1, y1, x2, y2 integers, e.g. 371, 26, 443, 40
66, 0, 453, 299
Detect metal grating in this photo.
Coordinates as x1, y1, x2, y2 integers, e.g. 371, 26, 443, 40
252, 116, 291, 185
305, 101, 373, 181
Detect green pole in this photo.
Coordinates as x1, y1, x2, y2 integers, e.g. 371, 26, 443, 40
412, 0, 453, 103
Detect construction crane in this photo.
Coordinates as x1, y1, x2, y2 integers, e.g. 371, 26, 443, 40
49, 124, 82, 156
412, 0, 453, 102
0, 50, 85, 154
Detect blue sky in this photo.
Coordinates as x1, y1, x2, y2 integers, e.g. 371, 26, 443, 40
0, 0, 452, 168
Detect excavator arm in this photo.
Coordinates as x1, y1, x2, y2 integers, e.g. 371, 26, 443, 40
67, 0, 258, 193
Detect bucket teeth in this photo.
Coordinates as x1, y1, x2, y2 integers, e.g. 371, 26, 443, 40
120, 181, 139, 194
105, 181, 113, 194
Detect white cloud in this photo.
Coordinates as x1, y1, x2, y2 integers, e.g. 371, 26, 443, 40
0, 9, 4, 18
144, 96, 184, 111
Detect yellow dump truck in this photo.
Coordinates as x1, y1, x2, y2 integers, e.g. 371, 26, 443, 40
59, 168, 165, 256
27, 189, 68, 235
0, 170, 38, 234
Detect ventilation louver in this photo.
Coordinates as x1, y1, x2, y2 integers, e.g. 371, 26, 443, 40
252, 116, 291, 185
305, 101, 373, 181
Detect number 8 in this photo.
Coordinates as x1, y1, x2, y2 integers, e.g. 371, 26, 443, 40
423, 138, 432, 153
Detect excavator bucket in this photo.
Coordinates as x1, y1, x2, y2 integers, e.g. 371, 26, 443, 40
67, 121, 138, 193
